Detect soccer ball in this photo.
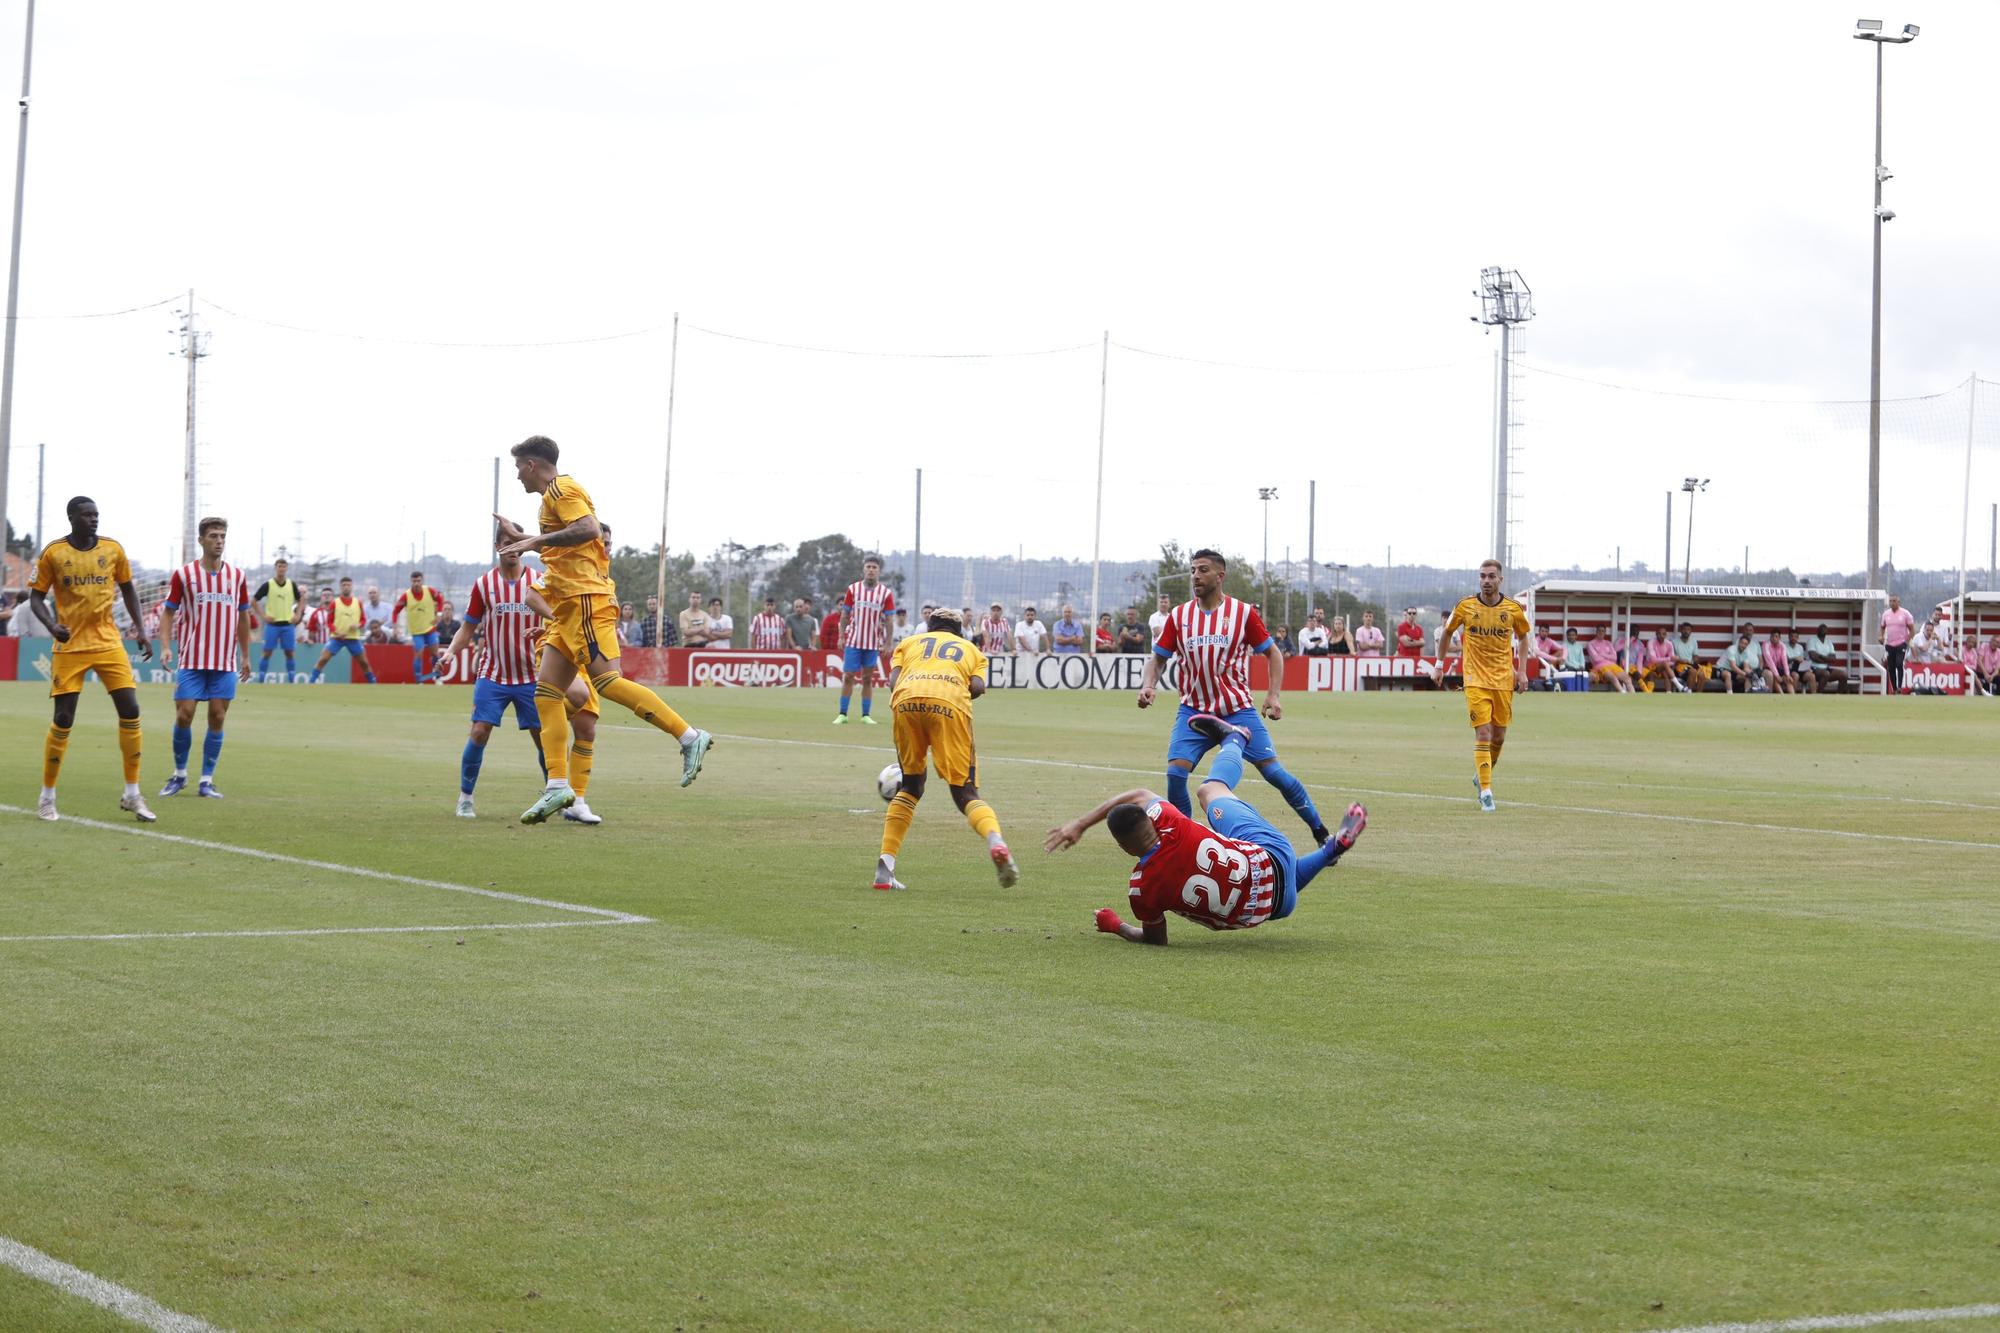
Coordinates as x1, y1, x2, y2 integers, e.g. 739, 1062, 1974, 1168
877, 763, 903, 801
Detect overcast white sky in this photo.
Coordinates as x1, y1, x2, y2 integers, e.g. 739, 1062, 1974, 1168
2, 0, 1996, 581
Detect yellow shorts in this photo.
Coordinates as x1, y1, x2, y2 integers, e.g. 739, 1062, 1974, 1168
1591, 664, 1628, 684
49, 646, 136, 697
1465, 685, 1514, 729
544, 594, 622, 672
893, 697, 977, 787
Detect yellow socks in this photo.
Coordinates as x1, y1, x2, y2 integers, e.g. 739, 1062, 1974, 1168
570, 741, 594, 797
1474, 740, 1492, 790
591, 670, 689, 739
963, 798, 1001, 842
117, 718, 143, 784
43, 725, 71, 787
881, 791, 918, 857
535, 684, 572, 781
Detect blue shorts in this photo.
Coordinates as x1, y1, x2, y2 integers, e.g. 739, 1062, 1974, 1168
174, 667, 238, 702
327, 638, 369, 658
843, 647, 881, 673
411, 631, 439, 649
1168, 704, 1278, 768
262, 623, 296, 652
471, 678, 539, 729
1205, 795, 1299, 920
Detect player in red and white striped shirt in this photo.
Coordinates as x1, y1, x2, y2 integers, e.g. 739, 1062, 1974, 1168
834, 555, 896, 724
749, 597, 788, 650
1139, 548, 1332, 844
444, 544, 548, 818
155, 516, 252, 798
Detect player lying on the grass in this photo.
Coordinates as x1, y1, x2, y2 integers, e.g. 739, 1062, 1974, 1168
496, 435, 713, 824
27, 496, 156, 823
1044, 714, 1365, 945
872, 608, 1017, 892
1437, 559, 1531, 813
155, 516, 252, 800
1141, 548, 1333, 845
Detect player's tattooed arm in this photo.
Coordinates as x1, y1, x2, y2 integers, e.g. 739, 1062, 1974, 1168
1044, 788, 1158, 852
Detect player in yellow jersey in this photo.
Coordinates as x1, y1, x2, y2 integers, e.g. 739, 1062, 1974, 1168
24, 496, 156, 822
522, 561, 605, 825
496, 435, 714, 825
1437, 558, 1532, 813
873, 608, 1017, 891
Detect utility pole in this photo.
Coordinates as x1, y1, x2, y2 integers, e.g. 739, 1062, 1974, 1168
35, 438, 44, 559
1475, 267, 1534, 586
912, 467, 922, 618
0, 0, 34, 571
175, 292, 209, 563
1855, 19, 1919, 589
1306, 479, 1316, 615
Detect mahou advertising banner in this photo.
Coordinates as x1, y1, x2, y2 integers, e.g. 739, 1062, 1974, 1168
1900, 661, 1968, 695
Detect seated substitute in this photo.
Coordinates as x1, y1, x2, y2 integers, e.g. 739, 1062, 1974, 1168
1671, 623, 1712, 693
1715, 632, 1759, 693
1760, 631, 1797, 694
1964, 634, 1999, 697
1585, 627, 1634, 694
1785, 630, 1820, 695
1805, 624, 1848, 693
1044, 713, 1366, 946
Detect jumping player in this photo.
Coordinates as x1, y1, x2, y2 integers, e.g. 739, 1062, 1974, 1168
306, 577, 378, 684
26, 496, 156, 822
252, 556, 305, 681
1139, 549, 1331, 844
1045, 714, 1366, 946
524, 568, 604, 824
872, 608, 1016, 891
155, 516, 252, 798
1437, 558, 1532, 812
393, 569, 445, 684
834, 554, 895, 725
496, 435, 712, 824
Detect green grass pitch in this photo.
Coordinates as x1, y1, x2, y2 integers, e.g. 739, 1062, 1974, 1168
2, 681, 1997, 1331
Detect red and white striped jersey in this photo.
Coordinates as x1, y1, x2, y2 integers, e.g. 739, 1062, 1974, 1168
841, 579, 896, 650
749, 612, 788, 650
978, 615, 1011, 649
303, 604, 333, 644
463, 567, 541, 685
1153, 596, 1271, 715
164, 561, 250, 672
1127, 800, 1279, 931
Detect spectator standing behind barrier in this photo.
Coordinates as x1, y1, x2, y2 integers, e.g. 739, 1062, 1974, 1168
889, 608, 914, 650
1670, 623, 1711, 692
1395, 608, 1424, 657
1147, 593, 1171, 647
978, 603, 1010, 654
1715, 631, 1757, 693
1804, 623, 1846, 693
1353, 610, 1385, 657
1326, 615, 1354, 655
362, 585, 392, 637
1271, 624, 1297, 657
639, 594, 669, 648
616, 602, 636, 646
1967, 635, 2000, 696
1297, 609, 1330, 656
1095, 612, 1116, 653
1641, 628, 1683, 693
819, 604, 841, 655
1052, 604, 1085, 654
1117, 607, 1148, 653
434, 602, 461, 649
1760, 632, 1797, 694
751, 597, 787, 650
786, 598, 817, 651
679, 592, 711, 647
1879, 595, 1915, 693
706, 597, 734, 648
0, 589, 13, 635
1014, 606, 1048, 654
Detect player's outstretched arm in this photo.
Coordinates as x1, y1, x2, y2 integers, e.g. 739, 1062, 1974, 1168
1094, 908, 1169, 945
1045, 788, 1159, 852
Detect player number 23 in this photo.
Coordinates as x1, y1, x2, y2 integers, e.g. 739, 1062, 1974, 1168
1183, 839, 1250, 915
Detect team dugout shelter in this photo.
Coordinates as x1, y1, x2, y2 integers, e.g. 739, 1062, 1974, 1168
1522, 581, 1888, 691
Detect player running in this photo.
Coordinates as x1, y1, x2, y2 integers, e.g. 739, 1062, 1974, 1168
833, 554, 895, 725
392, 570, 446, 684
496, 435, 713, 825
872, 608, 1017, 891
1140, 548, 1332, 845
1437, 558, 1532, 813
25, 496, 156, 822
1045, 714, 1366, 946
252, 556, 306, 682
306, 576, 378, 684
155, 517, 252, 798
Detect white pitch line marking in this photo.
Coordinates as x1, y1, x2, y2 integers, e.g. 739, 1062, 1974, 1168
0, 1233, 225, 1332
1640, 1300, 2000, 1333
0, 805, 651, 923
0, 919, 637, 944
691, 730, 2000, 854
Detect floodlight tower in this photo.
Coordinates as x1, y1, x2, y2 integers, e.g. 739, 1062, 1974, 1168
1474, 268, 1534, 583
173, 293, 209, 563
1854, 19, 1918, 592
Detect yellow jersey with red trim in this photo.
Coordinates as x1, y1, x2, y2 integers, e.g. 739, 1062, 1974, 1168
536, 474, 615, 599
31, 537, 132, 655
1444, 594, 1529, 692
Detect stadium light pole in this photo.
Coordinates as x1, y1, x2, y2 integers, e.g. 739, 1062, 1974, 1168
1855, 19, 1918, 591
0, 0, 36, 566
1681, 477, 1708, 583
1257, 486, 1278, 608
